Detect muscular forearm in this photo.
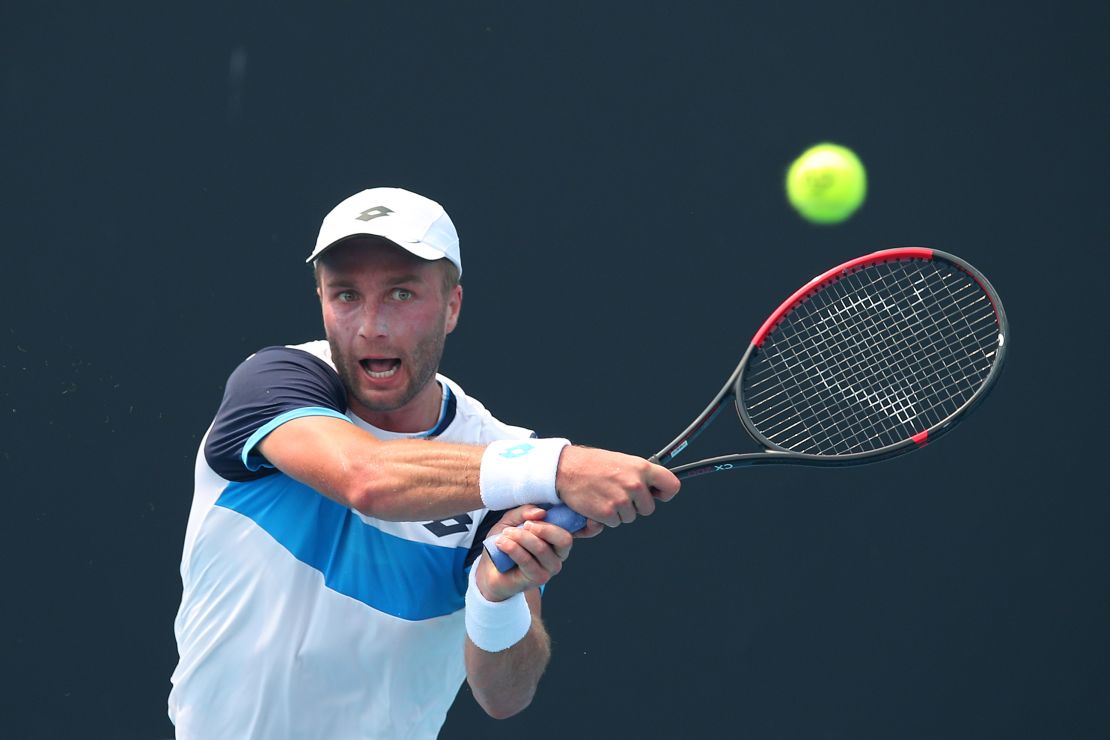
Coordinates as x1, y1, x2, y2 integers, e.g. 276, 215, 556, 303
464, 591, 550, 719
260, 415, 681, 527
337, 438, 486, 520
259, 418, 487, 520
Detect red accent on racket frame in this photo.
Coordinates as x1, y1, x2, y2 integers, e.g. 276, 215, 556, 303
912, 430, 929, 444
751, 247, 936, 347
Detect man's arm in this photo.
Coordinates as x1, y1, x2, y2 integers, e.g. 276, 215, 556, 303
462, 506, 602, 718
258, 416, 486, 521
465, 589, 549, 719
257, 416, 680, 526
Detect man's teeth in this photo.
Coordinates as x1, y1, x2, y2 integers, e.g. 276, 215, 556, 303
363, 360, 400, 379
367, 365, 398, 379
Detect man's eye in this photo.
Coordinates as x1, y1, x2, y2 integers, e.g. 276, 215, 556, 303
337, 291, 357, 302
391, 288, 414, 301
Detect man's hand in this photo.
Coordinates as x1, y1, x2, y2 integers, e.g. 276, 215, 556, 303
475, 505, 603, 601
554, 447, 681, 528
463, 479, 654, 720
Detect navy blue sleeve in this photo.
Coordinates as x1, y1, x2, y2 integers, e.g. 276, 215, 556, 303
204, 346, 349, 482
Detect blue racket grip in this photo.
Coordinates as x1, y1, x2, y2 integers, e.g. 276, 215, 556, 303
483, 503, 588, 573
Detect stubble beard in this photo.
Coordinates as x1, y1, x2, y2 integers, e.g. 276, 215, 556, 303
328, 323, 447, 415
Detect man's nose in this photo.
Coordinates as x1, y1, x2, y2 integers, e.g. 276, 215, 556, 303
358, 304, 389, 338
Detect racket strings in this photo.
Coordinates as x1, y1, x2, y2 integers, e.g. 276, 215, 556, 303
748, 274, 982, 432
793, 268, 994, 436
742, 258, 1000, 455
754, 264, 998, 452
759, 268, 996, 453
755, 297, 958, 451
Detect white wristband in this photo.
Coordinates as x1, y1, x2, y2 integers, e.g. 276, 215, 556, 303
479, 437, 569, 511
465, 564, 532, 652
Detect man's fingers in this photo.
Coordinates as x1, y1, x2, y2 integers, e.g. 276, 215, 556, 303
497, 523, 569, 580
477, 510, 584, 600
555, 448, 682, 526
593, 506, 621, 529
630, 487, 657, 517
522, 520, 574, 558
490, 533, 539, 582
492, 504, 547, 533
647, 464, 681, 502
572, 519, 605, 539
616, 500, 637, 525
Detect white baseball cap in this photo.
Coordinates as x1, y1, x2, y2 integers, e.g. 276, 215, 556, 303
306, 187, 462, 276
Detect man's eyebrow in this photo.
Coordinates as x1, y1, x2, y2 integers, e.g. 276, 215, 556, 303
321, 273, 425, 288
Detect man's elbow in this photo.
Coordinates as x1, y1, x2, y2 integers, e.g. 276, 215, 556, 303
343, 486, 382, 518
477, 688, 536, 720
335, 464, 395, 518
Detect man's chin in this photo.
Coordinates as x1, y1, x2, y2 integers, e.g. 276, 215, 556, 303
342, 363, 406, 407
352, 390, 409, 414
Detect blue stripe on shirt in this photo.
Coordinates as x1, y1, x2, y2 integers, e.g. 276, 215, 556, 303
216, 475, 468, 621
240, 406, 351, 470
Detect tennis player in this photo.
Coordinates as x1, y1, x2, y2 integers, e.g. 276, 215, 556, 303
168, 187, 681, 738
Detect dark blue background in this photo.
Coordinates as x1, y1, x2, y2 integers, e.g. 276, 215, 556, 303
3, 2, 1107, 737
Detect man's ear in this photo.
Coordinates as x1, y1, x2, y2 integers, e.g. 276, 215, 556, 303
445, 284, 463, 334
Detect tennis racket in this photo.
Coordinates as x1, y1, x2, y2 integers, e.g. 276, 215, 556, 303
487, 247, 1008, 571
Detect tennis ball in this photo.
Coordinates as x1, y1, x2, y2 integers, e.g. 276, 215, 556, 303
786, 143, 867, 224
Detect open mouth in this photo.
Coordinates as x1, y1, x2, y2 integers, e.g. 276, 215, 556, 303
360, 358, 401, 379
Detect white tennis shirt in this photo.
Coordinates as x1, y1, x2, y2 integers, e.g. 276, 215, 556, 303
169, 341, 532, 739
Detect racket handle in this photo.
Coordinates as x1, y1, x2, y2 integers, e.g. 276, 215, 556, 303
483, 503, 588, 573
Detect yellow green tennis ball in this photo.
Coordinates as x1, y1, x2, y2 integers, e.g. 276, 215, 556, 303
786, 143, 867, 224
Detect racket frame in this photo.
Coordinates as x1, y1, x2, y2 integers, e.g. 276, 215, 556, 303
650, 247, 1009, 479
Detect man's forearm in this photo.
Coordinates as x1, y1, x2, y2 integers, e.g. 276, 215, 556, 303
259, 418, 487, 520
261, 414, 680, 527
260, 419, 560, 522
337, 438, 485, 520
464, 591, 550, 719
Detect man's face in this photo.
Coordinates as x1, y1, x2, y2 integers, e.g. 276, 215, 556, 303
315, 238, 461, 429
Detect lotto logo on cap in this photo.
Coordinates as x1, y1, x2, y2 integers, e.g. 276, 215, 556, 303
307, 187, 462, 276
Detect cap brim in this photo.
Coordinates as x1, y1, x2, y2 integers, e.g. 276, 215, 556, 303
306, 234, 447, 264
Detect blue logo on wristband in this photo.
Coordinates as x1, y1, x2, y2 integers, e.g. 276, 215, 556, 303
499, 443, 534, 459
